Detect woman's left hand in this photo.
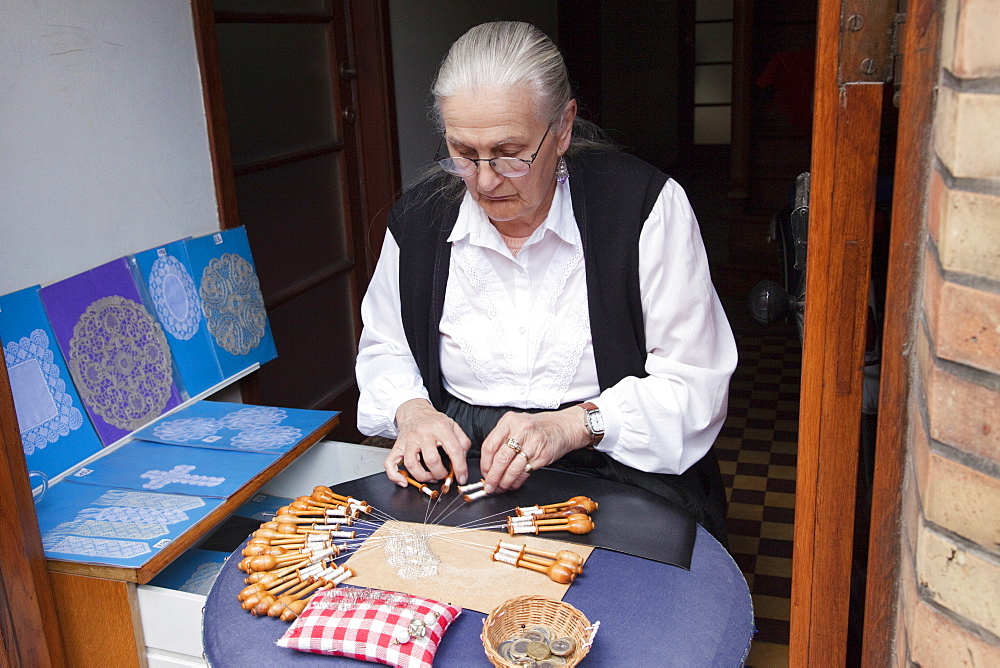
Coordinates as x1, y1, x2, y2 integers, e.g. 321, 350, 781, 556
480, 407, 590, 493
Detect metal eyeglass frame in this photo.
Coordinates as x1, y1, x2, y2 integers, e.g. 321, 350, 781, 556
434, 126, 551, 178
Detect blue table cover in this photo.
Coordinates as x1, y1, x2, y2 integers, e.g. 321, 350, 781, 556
203, 480, 754, 666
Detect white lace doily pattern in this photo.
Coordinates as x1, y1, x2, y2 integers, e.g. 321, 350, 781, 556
199, 253, 267, 355
230, 424, 302, 451
94, 489, 206, 511
67, 295, 174, 431
151, 406, 300, 452
180, 561, 225, 595
140, 464, 225, 490
152, 417, 223, 442
220, 405, 285, 430
4, 328, 84, 455
148, 254, 201, 340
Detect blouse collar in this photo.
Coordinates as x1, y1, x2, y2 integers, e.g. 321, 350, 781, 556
448, 180, 580, 249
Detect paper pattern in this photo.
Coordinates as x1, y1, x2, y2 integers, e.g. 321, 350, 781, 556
39, 258, 182, 444
65, 439, 278, 498
131, 401, 336, 454
0, 286, 102, 479
148, 548, 229, 595
131, 240, 225, 398
345, 520, 594, 615
36, 483, 221, 567
184, 227, 277, 377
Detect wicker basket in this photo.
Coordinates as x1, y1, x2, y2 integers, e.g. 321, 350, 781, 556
481, 595, 599, 667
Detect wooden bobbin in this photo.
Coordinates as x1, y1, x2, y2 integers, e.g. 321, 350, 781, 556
535, 514, 595, 535
399, 470, 440, 499
540, 496, 598, 514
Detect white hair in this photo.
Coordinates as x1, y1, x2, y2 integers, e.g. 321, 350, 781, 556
431, 21, 573, 131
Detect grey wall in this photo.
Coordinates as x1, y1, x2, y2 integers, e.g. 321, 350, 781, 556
0, 0, 219, 295
388, 1, 558, 186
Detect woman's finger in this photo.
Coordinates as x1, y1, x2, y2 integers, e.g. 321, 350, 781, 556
383, 448, 408, 487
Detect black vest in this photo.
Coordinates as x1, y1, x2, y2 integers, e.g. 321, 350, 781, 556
387, 150, 669, 410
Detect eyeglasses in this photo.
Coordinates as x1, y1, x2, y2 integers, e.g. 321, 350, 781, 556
434, 126, 551, 178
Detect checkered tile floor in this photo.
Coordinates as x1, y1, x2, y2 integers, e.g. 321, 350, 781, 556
717, 329, 801, 668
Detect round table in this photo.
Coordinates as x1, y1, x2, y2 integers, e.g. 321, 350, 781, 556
203, 524, 753, 666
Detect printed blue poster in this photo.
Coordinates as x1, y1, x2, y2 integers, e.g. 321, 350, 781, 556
131, 240, 225, 398
131, 400, 338, 454
183, 227, 278, 378
35, 481, 222, 568
65, 439, 279, 498
0, 286, 103, 480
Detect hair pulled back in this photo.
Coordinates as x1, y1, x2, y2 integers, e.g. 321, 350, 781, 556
432, 21, 572, 131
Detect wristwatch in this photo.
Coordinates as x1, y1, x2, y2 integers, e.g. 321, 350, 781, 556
580, 402, 604, 446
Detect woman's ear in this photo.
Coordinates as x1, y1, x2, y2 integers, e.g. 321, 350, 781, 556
557, 99, 578, 155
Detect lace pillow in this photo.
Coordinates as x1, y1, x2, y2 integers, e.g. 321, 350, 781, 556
276, 588, 462, 668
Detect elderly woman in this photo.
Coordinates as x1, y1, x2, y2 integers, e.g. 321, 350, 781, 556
356, 21, 737, 542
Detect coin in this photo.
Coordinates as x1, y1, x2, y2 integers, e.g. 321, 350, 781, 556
510, 638, 532, 659
526, 640, 551, 660
523, 629, 547, 643
495, 639, 515, 661
549, 636, 576, 656
535, 657, 567, 667
525, 625, 553, 641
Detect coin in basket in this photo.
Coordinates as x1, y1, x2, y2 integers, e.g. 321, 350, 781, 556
509, 638, 532, 660
523, 629, 548, 643
526, 625, 553, 641
549, 636, 576, 657
536, 658, 567, 667
526, 641, 551, 660
495, 639, 515, 662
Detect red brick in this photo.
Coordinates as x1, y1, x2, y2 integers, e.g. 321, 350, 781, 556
924, 449, 1000, 556
948, 0, 1000, 78
917, 526, 1000, 636
934, 281, 1000, 376
910, 595, 1000, 666
926, 364, 1000, 466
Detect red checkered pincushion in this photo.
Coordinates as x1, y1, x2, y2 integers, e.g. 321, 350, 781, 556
276, 588, 462, 668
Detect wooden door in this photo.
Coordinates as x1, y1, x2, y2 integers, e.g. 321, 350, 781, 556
192, 0, 399, 440
790, 0, 897, 663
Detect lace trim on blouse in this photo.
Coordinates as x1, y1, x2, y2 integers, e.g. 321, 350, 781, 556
445, 238, 588, 408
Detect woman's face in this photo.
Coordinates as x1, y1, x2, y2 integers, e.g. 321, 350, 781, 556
440, 88, 575, 231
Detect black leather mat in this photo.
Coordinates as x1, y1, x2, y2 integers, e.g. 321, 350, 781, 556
330, 461, 696, 569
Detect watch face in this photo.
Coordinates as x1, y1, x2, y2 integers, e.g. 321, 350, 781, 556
587, 410, 604, 433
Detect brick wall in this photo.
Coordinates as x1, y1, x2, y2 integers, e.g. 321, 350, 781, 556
898, 0, 1000, 664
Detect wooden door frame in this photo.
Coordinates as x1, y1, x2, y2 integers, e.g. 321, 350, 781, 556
862, 0, 941, 664
792, 0, 937, 663
0, 360, 66, 666
190, 0, 399, 427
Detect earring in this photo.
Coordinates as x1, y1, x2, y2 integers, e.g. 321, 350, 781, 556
555, 156, 569, 184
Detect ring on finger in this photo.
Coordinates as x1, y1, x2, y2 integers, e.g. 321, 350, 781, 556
505, 437, 522, 454
515, 450, 533, 474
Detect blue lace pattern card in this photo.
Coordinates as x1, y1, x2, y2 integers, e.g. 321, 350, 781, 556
35, 481, 222, 568
39, 257, 183, 445
63, 439, 279, 498
0, 286, 103, 480
131, 239, 225, 398
183, 227, 277, 379
147, 548, 229, 595
130, 400, 338, 454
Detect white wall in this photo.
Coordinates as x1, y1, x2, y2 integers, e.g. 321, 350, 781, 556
0, 0, 219, 295
388, 1, 558, 186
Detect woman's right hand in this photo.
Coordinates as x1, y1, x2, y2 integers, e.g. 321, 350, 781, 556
384, 399, 471, 487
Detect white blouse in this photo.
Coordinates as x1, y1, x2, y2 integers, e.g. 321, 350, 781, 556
355, 178, 737, 475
